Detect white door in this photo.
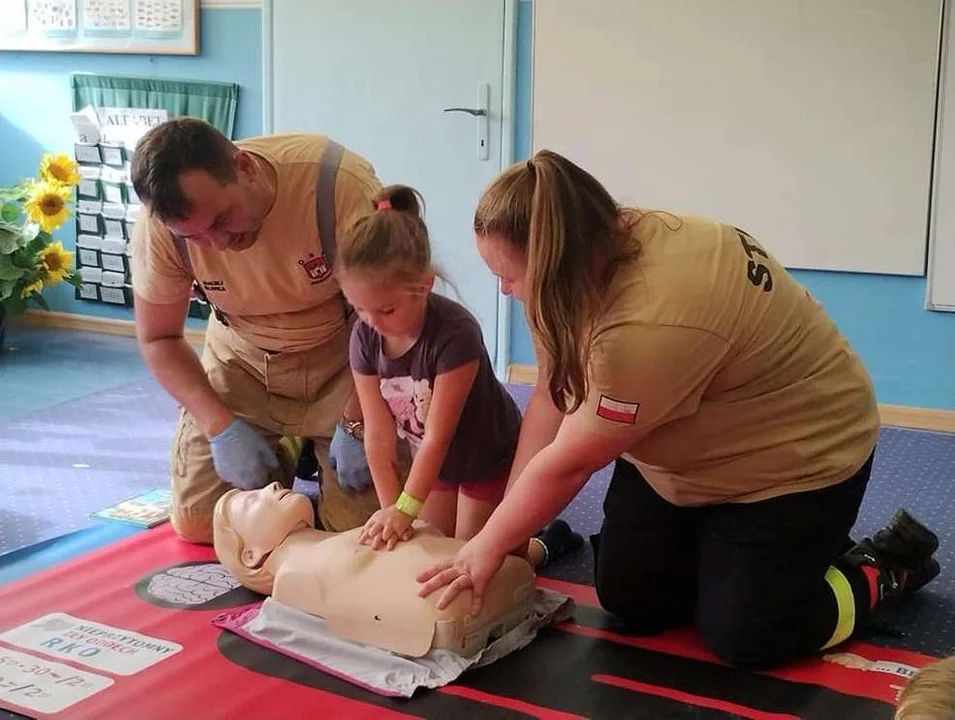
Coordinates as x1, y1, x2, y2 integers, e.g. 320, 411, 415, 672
265, 0, 508, 366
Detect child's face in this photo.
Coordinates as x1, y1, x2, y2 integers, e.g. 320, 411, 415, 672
340, 271, 433, 339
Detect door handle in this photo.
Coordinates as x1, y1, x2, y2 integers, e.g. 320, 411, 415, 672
442, 82, 490, 161
442, 107, 487, 117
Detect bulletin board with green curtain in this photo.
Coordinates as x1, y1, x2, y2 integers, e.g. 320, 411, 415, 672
69, 73, 238, 317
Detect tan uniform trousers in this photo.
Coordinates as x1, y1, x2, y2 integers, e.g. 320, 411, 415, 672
170, 317, 384, 544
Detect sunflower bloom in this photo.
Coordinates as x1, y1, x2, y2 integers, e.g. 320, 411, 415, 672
20, 279, 43, 299
39, 242, 73, 284
39, 154, 81, 187
24, 180, 72, 233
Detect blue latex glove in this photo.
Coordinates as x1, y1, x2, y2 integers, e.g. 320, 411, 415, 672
329, 424, 373, 492
209, 419, 280, 490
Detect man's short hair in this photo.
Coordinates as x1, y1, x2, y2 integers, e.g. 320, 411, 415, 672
131, 117, 238, 222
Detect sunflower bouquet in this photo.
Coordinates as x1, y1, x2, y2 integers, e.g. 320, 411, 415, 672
0, 154, 84, 315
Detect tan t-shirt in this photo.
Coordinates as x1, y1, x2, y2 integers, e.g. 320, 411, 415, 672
130, 134, 382, 353
570, 213, 879, 505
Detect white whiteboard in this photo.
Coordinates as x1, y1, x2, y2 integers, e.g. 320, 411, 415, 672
533, 0, 941, 276
929, 0, 955, 309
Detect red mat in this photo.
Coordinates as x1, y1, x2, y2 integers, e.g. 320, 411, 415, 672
0, 525, 937, 719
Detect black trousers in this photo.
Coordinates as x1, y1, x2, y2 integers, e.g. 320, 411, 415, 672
592, 453, 873, 669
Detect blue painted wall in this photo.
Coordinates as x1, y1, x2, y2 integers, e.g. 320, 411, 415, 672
0, 8, 262, 321
509, 0, 955, 410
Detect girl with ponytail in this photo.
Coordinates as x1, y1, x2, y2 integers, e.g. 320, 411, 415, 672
338, 185, 582, 567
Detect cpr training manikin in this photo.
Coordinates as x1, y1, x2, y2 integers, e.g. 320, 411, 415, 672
212, 482, 537, 658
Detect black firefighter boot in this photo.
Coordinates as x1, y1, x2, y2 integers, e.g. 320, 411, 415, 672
842, 509, 940, 610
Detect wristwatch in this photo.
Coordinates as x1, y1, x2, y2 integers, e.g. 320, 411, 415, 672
340, 419, 364, 441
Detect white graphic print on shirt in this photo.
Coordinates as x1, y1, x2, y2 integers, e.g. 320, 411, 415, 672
379, 376, 433, 448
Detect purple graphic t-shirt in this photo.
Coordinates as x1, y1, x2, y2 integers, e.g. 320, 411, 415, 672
350, 293, 521, 485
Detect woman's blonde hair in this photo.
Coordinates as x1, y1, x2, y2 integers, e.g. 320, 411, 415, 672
474, 149, 640, 412
338, 184, 433, 288
895, 655, 955, 719
212, 488, 276, 595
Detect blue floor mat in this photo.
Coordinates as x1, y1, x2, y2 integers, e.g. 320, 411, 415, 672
0, 377, 953, 657
0, 376, 178, 555
0, 326, 150, 420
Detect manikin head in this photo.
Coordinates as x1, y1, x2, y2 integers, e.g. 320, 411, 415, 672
212, 483, 316, 594
130, 117, 274, 251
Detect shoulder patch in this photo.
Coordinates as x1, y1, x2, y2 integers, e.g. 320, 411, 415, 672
596, 395, 640, 425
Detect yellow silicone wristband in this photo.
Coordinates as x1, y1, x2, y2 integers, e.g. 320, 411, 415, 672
395, 491, 424, 518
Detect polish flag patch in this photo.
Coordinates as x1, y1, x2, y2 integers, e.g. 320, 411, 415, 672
596, 395, 640, 425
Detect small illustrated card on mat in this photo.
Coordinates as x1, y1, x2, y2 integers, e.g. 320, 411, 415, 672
0, 646, 113, 715
90, 488, 171, 528
0, 614, 182, 676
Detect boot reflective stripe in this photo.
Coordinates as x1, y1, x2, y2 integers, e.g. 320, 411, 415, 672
823, 566, 856, 649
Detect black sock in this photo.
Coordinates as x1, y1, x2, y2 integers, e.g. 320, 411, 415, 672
536, 519, 584, 565
295, 438, 318, 479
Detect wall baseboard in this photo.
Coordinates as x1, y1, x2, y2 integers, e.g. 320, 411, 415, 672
877, 404, 955, 433
16, 310, 206, 347
506, 364, 955, 434
507, 363, 539, 386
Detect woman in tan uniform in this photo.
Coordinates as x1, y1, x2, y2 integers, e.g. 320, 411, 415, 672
418, 150, 941, 669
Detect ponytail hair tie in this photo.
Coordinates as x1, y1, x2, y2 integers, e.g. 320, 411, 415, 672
377, 199, 392, 211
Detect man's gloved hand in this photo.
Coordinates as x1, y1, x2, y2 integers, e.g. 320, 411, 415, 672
329, 423, 373, 492
209, 419, 279, 490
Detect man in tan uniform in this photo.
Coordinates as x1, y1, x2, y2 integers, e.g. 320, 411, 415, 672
130, 118, 382, 543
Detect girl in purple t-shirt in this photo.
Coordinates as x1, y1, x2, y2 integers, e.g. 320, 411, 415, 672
337, 184, 581, 565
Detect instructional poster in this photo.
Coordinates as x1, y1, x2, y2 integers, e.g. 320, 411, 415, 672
28, 0, 76, 35
135, 0, 182, 35
82, 0, 131, 34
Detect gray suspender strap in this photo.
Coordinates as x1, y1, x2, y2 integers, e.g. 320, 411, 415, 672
172, 234, 229, 326
316, 140, 345, 269
314, 140, 353, 321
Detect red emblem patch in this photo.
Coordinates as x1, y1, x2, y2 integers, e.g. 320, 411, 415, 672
298, 253, 331, 283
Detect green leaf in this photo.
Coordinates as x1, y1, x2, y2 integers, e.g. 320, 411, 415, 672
31, 292, 50, 311
0, 258, 26, 282
26, 233, 48, 256
0, 226, 19, 255
0, 201, 21, 223
0, 182, 28, 202
0, 280, 14, 302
